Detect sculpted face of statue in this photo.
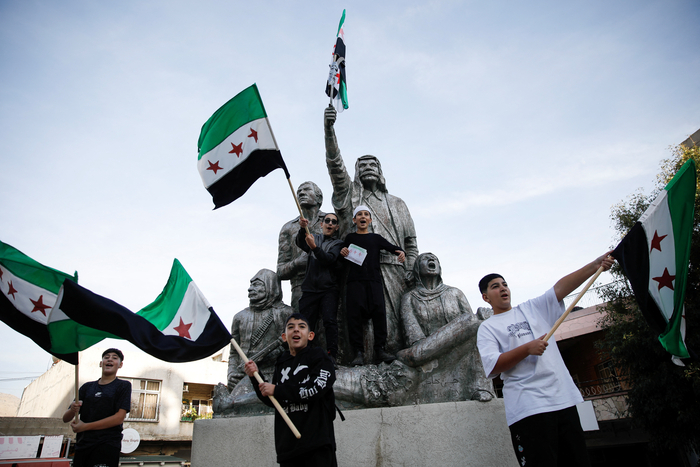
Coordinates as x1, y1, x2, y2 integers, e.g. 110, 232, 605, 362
418, 253, 441, 278
296, 181, 323, 208
356, 156, 381, 188
248, 278, 266, 306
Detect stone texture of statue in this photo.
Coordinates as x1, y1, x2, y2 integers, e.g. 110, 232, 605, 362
225, 269, 291, 395
324, 107, 418, 355
276, 181, 326, 312
397, 252, 493, 402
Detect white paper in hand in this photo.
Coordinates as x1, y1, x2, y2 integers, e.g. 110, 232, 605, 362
345, 244, 367, 266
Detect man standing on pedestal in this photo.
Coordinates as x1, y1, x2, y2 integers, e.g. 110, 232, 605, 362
277, 181, 326, 312
324, 106, 418, 353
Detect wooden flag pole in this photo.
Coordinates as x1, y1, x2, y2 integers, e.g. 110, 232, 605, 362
286, 177, 311, 235
543, 265, 605, 342
74, 360, 80, 422
229, 338, 302, 439
263, 114, 310, 237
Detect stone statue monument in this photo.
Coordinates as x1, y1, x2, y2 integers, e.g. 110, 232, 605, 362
276, 181, 326, 312
330, 253, 493, 408
397, 252, 493, 402
324, 106, 418, 355
213, 269, 292, 416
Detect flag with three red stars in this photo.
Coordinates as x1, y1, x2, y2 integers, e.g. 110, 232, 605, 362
197, 84, 289, 210
0, 240, 79, 364
612, 158, 696, 364
53, 259, 232, 362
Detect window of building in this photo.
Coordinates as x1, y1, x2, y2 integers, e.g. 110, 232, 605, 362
122, 378, 161, 421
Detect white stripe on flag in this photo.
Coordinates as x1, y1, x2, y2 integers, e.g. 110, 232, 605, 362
161, 282, 212, 341
0, 264, 56, 324
640, 190, 676, 321
197, 117, 276, 188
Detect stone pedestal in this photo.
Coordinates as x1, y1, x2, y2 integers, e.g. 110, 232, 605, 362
192, 399, 517, 466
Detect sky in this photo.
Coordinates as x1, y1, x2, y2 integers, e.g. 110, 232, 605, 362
1, 0, 698, 399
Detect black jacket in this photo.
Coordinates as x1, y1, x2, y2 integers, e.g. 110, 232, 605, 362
251, 346, 337, 462
296, 230, 344, 293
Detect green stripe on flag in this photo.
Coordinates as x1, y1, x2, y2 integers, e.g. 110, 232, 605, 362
336, 9, 345, 35
136, 259, 193, 330
659, 158, 696, 356
0, 241, 76, 292
198, 84, 267, 160
47, 316, 114, 354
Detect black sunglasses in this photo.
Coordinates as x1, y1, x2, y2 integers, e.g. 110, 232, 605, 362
323, 217, 338, 225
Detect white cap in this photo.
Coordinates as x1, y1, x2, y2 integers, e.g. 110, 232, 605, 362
353, 205, 372, 218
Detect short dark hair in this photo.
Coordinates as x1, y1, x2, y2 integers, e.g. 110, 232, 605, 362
102, 348, 124, 361
479, 274, 504, 294
285, 313, 310, 327
323, 212, 338, 222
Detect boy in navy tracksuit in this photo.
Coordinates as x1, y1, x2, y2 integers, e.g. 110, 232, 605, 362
245, 313, 337, 467
340, 205, 405, 366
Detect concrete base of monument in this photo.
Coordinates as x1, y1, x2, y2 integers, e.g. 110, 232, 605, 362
192, 399, 518, 466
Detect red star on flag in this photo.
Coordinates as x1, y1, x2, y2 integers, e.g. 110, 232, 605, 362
248, 128, 258, 143
652, 268, 675, 291
30, 294, 51, 316
229, 142, 243, 157
207, 160, 223, 174
173, 317, 193, 339
650, 231, 668, 252
7, 281, 18, 300
0, 267, 4, 280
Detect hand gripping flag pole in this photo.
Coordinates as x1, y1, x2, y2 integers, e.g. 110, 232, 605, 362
543, 264, 606, 342
229, 337, 302, 439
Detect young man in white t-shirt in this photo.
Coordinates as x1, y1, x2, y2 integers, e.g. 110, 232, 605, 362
476, 252, 613, 467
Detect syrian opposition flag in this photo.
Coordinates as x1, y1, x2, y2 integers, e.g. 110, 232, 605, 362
612, 158, 696, 363
0, 241, 79, 364
197, 84, 289, 210
53, 259, 232, 362
325, 9, 348, 113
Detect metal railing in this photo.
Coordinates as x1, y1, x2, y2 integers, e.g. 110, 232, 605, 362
576, 375, 630, 399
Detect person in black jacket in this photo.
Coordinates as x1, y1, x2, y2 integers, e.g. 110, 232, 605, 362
245, 313, 337, 467
296, 213, 344, 366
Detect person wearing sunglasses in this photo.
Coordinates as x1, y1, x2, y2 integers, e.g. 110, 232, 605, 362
296, 212, 344, 367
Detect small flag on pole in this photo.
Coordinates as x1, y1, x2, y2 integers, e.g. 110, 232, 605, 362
326, 10, 348, 113
197, 84, 289, 209
54, 259, 232, 362
0, 241, 79, 364
612, 158, 696, 364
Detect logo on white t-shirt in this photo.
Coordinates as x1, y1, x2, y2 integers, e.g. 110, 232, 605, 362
507, 321, 533, 338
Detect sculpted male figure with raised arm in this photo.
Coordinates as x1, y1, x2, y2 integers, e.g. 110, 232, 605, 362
324, 106, 418, 353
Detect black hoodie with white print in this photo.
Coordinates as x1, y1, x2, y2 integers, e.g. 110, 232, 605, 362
251, 345, 337, 463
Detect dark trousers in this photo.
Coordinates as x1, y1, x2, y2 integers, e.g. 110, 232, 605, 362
279, 445, 337, 467
299, 289, 339, 357
345, 281, 387, 353
72, 445, 121, 467
509, 406, 591, 467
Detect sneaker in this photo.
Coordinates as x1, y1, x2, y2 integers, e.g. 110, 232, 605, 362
350, 351, 364, 366
375, 348, 396, 364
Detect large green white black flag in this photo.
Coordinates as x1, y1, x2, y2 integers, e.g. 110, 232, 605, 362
197, 84, 289, 209
613, 158, 696, 363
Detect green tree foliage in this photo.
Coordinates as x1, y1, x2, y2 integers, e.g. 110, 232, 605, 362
598, 144, 700, 456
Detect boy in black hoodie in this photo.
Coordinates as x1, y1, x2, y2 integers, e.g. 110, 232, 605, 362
245, 313, 337, 467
